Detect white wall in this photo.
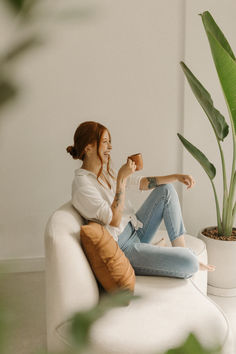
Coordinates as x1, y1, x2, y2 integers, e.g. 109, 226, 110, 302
3, 0, 234, 263
0, 0, 186, 262
182, 0, 236, 236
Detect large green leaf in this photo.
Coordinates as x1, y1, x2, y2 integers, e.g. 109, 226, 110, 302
180, 61, 229, 141
201, 11, 235, 60
201, 11, 236, 136
177, 133, 216, 180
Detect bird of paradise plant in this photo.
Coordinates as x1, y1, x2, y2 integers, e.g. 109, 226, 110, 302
178, 11, 236, 237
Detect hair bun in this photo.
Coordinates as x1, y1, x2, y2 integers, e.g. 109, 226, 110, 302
66, 145, 77, 158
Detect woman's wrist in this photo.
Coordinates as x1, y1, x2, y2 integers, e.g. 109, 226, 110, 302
157, 174, 178, 185
117, 174, 127, 186
174, 174, 179, 182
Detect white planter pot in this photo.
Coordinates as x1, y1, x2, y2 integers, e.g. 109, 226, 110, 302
198, 226, 236, 296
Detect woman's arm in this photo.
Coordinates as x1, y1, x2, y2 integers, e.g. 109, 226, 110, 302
109, 159, 136, 227
109, 176, 127, 227
139, 174, 195, 190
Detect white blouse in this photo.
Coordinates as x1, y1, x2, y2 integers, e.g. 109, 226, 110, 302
71, 167, 144, 242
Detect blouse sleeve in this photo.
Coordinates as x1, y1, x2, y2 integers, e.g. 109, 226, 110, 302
71, 177, 113, 225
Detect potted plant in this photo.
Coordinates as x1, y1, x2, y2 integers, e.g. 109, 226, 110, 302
178, 11, 236, 296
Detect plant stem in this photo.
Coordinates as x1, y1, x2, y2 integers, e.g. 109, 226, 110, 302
224, 95, 236, 235
210, 180, 223, 235
217, 140, 228, 228
232, 201, 236, 225
225, 170, 236, 235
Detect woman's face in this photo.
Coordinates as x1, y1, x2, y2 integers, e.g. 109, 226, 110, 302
99, 130, 112, 163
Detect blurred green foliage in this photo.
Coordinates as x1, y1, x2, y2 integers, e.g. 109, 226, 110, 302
0, 0, 95, 114
0, 79, 18, 108
60, 290, 141, 353
0, 0, 37, 111
3, 0, 36, 15
163, 332, 222, 354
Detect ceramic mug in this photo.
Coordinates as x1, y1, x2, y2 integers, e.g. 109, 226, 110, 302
128, 153, 143, 171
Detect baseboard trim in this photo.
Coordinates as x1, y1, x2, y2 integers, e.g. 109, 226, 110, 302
0, 257, 45, 273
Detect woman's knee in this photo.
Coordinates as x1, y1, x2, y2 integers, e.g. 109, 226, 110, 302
182, 250, 199, 278
156, 183, 178, 199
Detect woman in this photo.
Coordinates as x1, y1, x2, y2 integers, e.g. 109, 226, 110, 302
67, 121, 216, 279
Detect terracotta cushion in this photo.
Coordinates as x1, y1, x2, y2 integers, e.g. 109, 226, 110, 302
80, 222, 135, 292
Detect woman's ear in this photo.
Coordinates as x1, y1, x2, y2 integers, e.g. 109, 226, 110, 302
84, 143, 96, 155
84, 144, 91, 154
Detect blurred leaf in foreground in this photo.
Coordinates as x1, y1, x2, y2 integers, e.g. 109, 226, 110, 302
54, 6, 97, 22
66, 290, 140, 352
0, 78, 18, 109
162, 332, 222, 354
2, 35, 43, 64
3, 0, 37, 16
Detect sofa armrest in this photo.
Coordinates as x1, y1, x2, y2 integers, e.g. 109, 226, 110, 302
44, 202, 99, 352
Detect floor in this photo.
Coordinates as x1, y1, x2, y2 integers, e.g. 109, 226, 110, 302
0, 271, 236, 354
0, 272, 47, 354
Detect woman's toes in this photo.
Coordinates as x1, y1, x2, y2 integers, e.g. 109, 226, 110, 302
208, 264, 216, 271
199, 262, 216, 271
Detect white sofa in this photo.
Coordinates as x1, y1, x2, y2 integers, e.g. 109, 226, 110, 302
44, 201, 234, 354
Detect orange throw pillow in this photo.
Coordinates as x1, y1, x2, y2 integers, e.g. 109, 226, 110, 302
80, 222, 135, 292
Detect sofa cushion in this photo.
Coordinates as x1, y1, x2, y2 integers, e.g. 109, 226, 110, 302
89, 276, 233, 354
80, 222, 135, 292
55, 276, 233, 354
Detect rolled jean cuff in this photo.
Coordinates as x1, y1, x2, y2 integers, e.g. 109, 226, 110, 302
170, 228, 187, 243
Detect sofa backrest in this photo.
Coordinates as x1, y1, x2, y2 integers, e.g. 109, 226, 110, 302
44, 201, 99, 351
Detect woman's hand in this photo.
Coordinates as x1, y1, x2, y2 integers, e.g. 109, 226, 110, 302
118, 158, 136, 180
176, 174, 195, 189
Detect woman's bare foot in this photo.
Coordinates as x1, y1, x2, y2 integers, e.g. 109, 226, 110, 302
199, 261, 216, 272
154, 237, 167, 247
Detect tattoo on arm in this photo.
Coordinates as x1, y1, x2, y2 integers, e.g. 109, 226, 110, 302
114, 191, 122, 208
147, 177, 158, 189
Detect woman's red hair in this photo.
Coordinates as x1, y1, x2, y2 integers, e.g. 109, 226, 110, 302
66, 121, 115, 185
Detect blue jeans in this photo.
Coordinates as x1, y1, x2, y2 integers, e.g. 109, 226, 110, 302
118, 184, 199, 279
